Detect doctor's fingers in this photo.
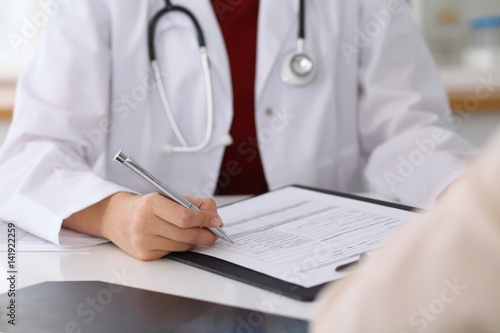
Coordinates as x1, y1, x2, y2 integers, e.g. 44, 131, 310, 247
153, 223, 217, 248
183, 196, 219, 214
124, 216, 217, 260
146, 194, 223, 229
141, 213, 217, 247
123, 237, 193, 262
182, 195, 224, 226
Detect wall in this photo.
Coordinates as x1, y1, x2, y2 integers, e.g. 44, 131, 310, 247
455, 113, 500, 149
417, 0, 500, 68
414, 0, 500, 148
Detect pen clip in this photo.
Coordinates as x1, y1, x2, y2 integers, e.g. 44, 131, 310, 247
115, 151, 162, 185
125, 156, 162, 185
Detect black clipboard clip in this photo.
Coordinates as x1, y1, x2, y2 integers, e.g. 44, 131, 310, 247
335, 252, 367, 272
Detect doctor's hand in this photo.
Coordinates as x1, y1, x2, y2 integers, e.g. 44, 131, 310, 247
62, 192, 222, 261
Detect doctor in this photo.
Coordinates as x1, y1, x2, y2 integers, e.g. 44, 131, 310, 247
0, 0, 476, 260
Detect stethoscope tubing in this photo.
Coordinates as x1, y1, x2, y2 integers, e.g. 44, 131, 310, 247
148, 0, 314, 153
148, 3, 215, 153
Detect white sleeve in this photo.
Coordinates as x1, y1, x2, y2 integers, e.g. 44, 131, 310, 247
0, 0, 131, 246
357, 0, 477, 207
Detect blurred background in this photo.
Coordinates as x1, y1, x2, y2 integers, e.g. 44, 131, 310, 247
0, 0, 499, 149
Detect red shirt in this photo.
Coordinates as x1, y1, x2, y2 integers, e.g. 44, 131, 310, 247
212, 0, 268, 195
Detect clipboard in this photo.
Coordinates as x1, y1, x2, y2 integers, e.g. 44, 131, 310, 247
166, 185, 416, 302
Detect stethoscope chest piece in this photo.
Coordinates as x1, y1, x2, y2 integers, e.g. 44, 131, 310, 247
280, 0, 317, 87
280, 48, 317, 87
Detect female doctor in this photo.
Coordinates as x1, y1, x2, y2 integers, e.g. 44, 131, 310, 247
0, 0, 476, 260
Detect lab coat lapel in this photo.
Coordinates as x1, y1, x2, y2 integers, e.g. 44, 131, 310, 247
256, 0, 299, 97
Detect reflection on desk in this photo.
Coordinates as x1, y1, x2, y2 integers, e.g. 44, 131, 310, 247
0, 242, 316, 322
0, 281, 308, 333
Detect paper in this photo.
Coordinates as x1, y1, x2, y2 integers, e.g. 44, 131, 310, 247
0, 222, 109, 252
193, 187, 418, 288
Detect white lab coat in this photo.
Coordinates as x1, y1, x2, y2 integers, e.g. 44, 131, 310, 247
0, 0, 476, 245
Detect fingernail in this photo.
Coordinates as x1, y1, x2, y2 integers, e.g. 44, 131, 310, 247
210, 217, 222, 227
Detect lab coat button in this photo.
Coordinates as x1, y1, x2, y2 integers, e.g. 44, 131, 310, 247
265, 108, 273, 116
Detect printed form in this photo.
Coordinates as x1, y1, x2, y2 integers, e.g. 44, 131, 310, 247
0, 222, 109, 251
193, 187, 419, 288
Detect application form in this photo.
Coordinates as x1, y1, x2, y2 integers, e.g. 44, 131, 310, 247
193, 187, 419, 288
0, 222, 108, 251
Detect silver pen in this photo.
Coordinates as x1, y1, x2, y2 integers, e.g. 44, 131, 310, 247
113, 150, 234, 244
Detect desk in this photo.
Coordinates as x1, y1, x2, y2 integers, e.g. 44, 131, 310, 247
0, 195, 316, 322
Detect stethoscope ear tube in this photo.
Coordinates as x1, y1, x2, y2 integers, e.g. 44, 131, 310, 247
148, 5, 206, 62
152, 47, 216, 154
298, 0, 305, 40
149, 3, 217, 154
149, 0, 316, 154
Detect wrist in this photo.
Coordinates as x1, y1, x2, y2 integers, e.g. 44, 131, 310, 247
100, 191, 136, 242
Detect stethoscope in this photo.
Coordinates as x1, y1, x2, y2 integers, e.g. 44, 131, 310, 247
148, 0, 317, 154
280, 0, 318, 86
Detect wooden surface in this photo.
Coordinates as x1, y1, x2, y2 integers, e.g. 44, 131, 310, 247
0, 83, 499, 121
448, 91, 500, 114
0, 111, 13, 120
0, 83, 15, 120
